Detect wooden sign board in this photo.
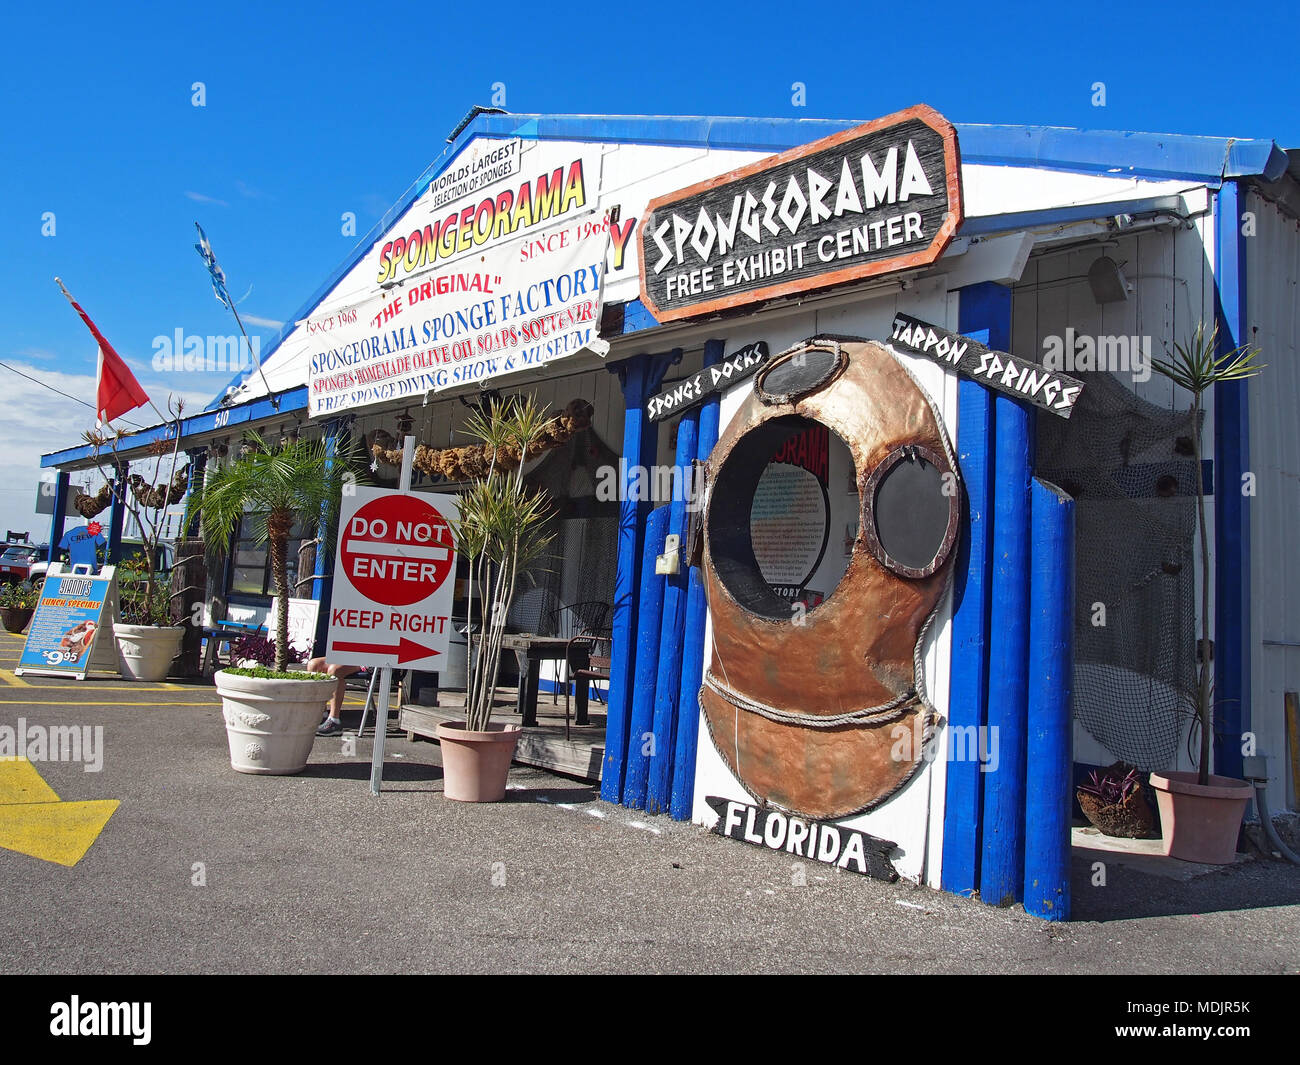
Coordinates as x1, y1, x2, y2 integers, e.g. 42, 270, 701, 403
16, 564, 118, 680
887, 312, 1085, 418
646, 341, 769, 423
638, 104, 962, 323
704, 796, 898, 882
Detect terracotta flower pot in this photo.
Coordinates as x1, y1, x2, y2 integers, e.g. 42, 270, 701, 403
0, 607, 34, 634
1148, 771, 1252, 864
436, 721, 522, 802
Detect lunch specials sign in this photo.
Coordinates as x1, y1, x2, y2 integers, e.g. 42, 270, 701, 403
324, 488, 458, 669
305, 140, 627, 416
16, 570, 115, 680
638, 105, 962, 323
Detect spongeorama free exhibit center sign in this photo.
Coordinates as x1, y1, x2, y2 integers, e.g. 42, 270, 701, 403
637, 105, 962, 323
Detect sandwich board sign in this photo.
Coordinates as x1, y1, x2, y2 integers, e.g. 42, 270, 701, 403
16, 564, 119, 680
325, 487, 458, 671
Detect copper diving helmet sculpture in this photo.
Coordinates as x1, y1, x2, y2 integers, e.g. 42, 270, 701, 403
697, 336, 962, 821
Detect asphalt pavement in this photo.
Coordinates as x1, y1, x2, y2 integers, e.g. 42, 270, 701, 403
1, 630, 1298, 975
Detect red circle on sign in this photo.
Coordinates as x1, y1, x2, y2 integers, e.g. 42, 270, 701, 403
339, 495, 454, 607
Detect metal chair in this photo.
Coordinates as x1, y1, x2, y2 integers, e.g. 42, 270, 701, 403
547, 600, 611, 705
562, 632, 611, 738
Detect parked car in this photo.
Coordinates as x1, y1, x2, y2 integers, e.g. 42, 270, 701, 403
29, 539, 172, 590
0, 543, 40, 583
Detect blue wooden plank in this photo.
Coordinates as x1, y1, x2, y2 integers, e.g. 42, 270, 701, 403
980, 392, 1034, 907
942, 380, 993, 895
942, 284, 1006, 895
600, 354, 673, 800
622, 505, 670, 809
1024, 478, 1075, 921
1212, 181, 1251, 782
670, 338, 726, 820
646, 409, 700, 813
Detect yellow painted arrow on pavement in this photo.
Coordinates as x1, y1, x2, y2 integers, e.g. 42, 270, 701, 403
0, 758, 118, 866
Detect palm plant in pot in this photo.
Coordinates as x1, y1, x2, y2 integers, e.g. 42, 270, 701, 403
1147, 322, 1263, 863
438, 396, 555, 801
82, 398, 189, 681
193, 430, 356, 775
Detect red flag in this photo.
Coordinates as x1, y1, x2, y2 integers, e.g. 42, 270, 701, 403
55, 277, 152, 426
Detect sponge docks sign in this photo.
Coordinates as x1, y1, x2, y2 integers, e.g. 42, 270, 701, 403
638, 105, 962, 323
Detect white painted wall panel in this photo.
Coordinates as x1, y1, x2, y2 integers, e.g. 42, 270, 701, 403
1246, 190, 1300, 813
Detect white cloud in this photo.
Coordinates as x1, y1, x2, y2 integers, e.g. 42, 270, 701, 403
185, 190, 229, 207
0, 361, 210, 540
239, 314, 285, 328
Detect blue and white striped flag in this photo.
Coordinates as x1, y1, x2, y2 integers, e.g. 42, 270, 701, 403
193, 222, 232, 309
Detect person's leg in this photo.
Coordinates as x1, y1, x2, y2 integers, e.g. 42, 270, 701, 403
317, 664, 363, 735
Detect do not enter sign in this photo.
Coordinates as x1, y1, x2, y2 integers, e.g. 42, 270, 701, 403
340, 495, 454, 607
326, 487, 459, 669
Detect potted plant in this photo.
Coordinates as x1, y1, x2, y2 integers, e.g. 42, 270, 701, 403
82, 398, 189, 681
438, 397, 555, 801
1147, 323, 1262, 863
1076, 763, 1159, 839
193, 430, 355, 775
0, 580, 40, 634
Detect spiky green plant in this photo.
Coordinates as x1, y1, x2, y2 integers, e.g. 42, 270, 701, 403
1150, 322, 1264, 785
453, 396, 555, 731
192, 430, 360, 673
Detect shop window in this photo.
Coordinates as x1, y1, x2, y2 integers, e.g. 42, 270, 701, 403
229, 512, 305, 598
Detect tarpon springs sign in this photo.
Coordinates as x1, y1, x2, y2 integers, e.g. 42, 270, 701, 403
637, 105, 962, 323
645, 341, 769, 423
887, 313, 1085, 418
705, 797, 899, 881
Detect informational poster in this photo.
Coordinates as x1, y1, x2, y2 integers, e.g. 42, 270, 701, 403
749, 424, 830, 601
268, 596, 322, 658
306, 141, 614, 416
16, 568, 116, 680
324, 488, 458, 669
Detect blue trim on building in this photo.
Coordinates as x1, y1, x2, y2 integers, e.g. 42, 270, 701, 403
192, 112, 1284, 415
1211, 182, 1251, 781
1023, 478, 1075, 922
43, 387, 311, 468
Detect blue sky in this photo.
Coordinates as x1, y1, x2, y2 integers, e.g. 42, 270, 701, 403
1, 0, 1298, 536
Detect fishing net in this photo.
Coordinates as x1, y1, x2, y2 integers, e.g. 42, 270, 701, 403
1035, 371, 1201, 771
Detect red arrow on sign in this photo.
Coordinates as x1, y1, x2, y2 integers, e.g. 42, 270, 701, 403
330, 638, 441, 664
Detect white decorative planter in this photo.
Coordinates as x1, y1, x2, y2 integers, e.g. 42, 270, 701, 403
214, 669, 337, 775
114, 624, 185, 682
